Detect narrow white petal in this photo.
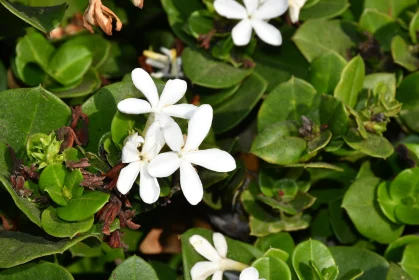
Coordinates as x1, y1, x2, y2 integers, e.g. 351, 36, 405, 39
189, 235, 222, 262
160, 47, 171, 56
116, 161, 142, 195
214, 0, 247, 19
251, 19, 282, 46
232, 19, 253, 46
213, 233, 228, 258
254, 0, 288, 19
139, 164, 160, 204
124, 132, 144, 146
289, 0, 307, 23
163, 121, 184, 152
212, 271, 223, 280
186, 149, 236, 172
121, 142, 141, 163
117, 98, 152, 115
190, 262, 221, 280
146, 58, 167, 69
243, 0, 258, 14
161, 104, 198, 119
151, 72, 165, 79
131, 68, 160, 108
184, 104, 213, 152
142, 121, 165, 158
240, 267, 260, 280
180, 161, 203, 205
147, 152, 181, 177
157, 79, 188, 108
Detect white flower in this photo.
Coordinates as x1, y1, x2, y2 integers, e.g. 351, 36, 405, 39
213, 0, 288, 46
116, 124, 164, 204
240, 267, 265, 280
288, 0, 307, 23
189, 233, 248, 280
117, 68, 196, 129
143, 47, 183, 79
147, 104, 236, 205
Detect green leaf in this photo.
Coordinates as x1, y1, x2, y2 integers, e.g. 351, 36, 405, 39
342, 174, 404, 244
0, 261, 73, 280
181, 228, 263, 280
386, 263, 414, 280
391, 35, 419, 72
213, 73, 267, 133
41, 207, 93, 238
292, 239, 338, 280
401, 242, 419, 279
0, 176, 42, 227
258, 77, 318, 132
363, 73, 396, 100
0, 60, 5, 91
160, 0, 195, 45
329, 199, 358, 244
309, 52, 347, 94
377, 182, 398, 223
253, 256, 292, 280
111, 111, 141, 148
0, 230, 101, 268
199, 84, 240, 106
255, 232, 295, 256
0, 86, 71, 159
334, 56, 365, 108
308, 130, 332, 153
109, 255, 159, 280
187, 10, 213, 39
385, 235, 419, 263
343, 129, 394, 158
409, 11, 419, 43
182, 47, 252, 89
48, 44, 92, 86
64, 168, 84, 199
56, 190, 110, 222
330, 246, 389, 280
293, 19, 357, 62
363, 0, 416, 19
318, 94, 349, 137
397, 72, 419, 132
0, 0, 67, 33
300, 0, 350, 20
359, 9, 401, 51
256, 191, 316, 215
49, 68, 101, 98
38, 163, 67, 206
251, 121, 307, 165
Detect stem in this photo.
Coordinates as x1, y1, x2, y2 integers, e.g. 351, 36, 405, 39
219, 258, 249, 272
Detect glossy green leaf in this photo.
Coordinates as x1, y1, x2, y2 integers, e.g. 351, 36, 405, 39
308, 130, 332, 153
309, 52, 347, 94
343, 129, 394, 158
318, 94, 349, 137
109, 255, 159, 280
41, 207, 93, 238
292, 239, 338, 280
0, 261, 73, 280
199, 84, 240, 106
187, 10, 213, 39
182, 47, 252, 89
363, 0, 416, 19
391, 35, 419, 72
251, 121, 307, 165
400, 242, 419, 280
56, 190, 110, 222
111, 111, 139, 148
0, 230, 101, 268
253, 256, 292, 280
342, 174, 403, 244
255, 232, 295, 256
300, 0, 350, 20
377, 182, 398, 223
385, 235, 419, 263
213, 73, 267, 133
329, 199, 358, 244
0, 60, 5, 91
397, 72, 419, 132
258, 77, 318, 132
293, 19, 356, 62
330, 246, 389, 280
0, 0, 67, 33
334, 56, 365, 109
48, 44, 92, 86
363, 73, 396, 100
409, 11, 419, 43
49, 68, 101, 98
257, 191, 316, 215
38, 163, 67, 206
386, 263, 414, 280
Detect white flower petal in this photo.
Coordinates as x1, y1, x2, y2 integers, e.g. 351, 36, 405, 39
116, 161, 142, 195
189, 235, 222, 262
180, 161, 203, 205
289, 0, 307, 23
232, 19, 253, 46
139, 164, 160, 204
213, 233, 228, 258
146, 58, 167, 69
254, 0, 288, 19
147, 152, 181, 177
117, 98, 152, 115
243, 0, 258, 14
132, 68, 159, 108
240, 267, 260, 280
190, 262, 221, 280
122, 142, 141, 163
142, 121, 165, 158
163, 121, 184, 152
157, 79, 188, 108
212, 271, 223, 280
161, 104, 198, 119
186, 149, 236, 172
124, 132, 144, 146
184, 104, 213, 152
151, 72, 165, 79
214, 0, 248, 19
251, 19, 282, 46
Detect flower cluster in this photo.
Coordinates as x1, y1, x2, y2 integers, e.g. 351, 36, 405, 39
116, 68, 236, 205
213, 0, 307, 46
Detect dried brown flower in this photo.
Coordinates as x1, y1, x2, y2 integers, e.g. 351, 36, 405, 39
83, 0, 122, 35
